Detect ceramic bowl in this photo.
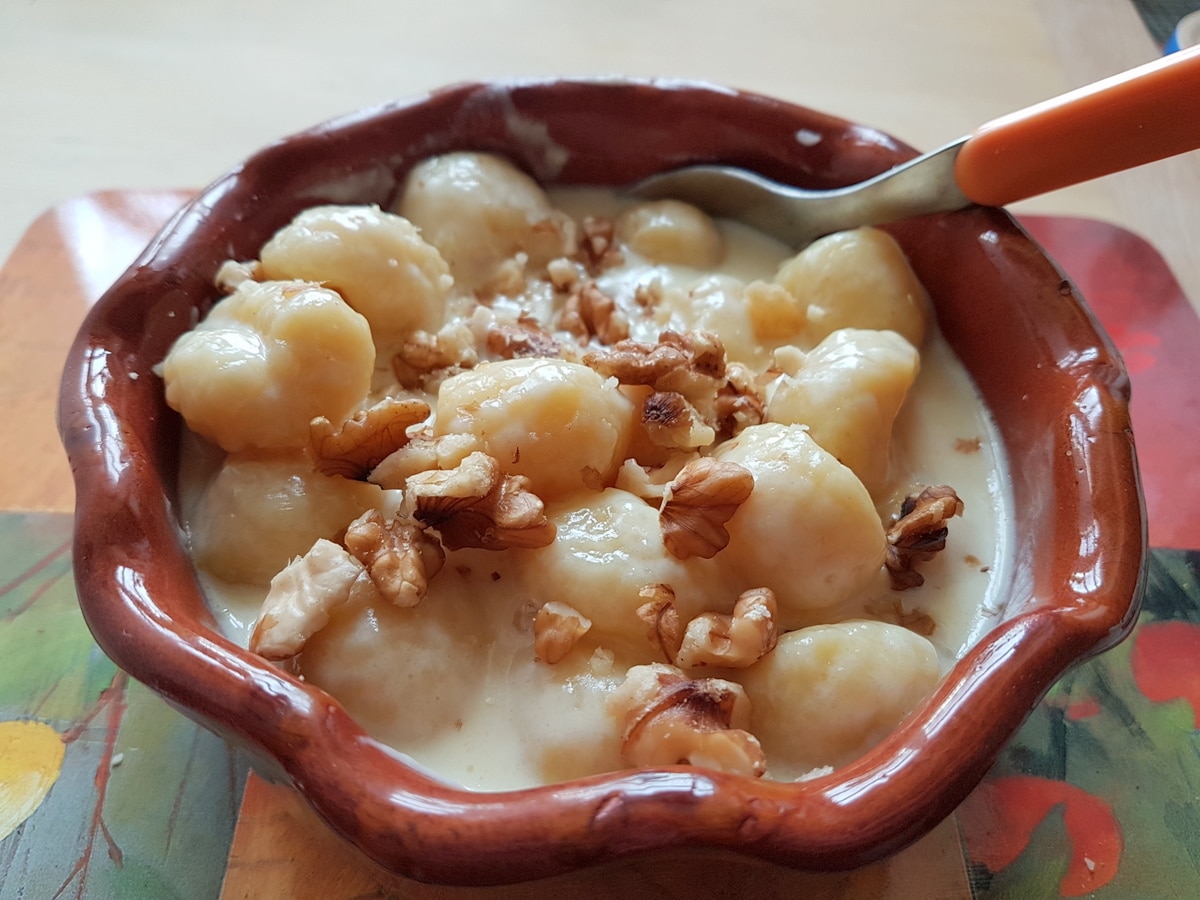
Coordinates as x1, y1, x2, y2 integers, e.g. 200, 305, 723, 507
58, 78, 1146, 885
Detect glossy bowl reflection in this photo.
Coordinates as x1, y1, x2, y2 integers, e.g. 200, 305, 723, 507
58, 79, 1146, 885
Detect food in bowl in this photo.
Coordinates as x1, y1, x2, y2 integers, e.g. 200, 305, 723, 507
60, 79, 1144, 883
159, 150, 1012, 789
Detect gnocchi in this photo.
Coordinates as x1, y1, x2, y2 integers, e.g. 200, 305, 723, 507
739, 621, 940, 776
518, 488, 732, 656
161, 280, 375, 452
774, 227, 932, 348
190, 453, 385, 586
259, 204, 452, 349
712, 423, 888, 623
167, 151, 1009, 790
766, 328, 920, 496
396, 152, 575, 291
434, 358, 636, 499
615, 199, 724, 268
299, 580, 487, 748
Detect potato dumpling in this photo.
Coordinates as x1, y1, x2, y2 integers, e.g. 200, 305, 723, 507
712, 423, 886, 622
434, 358, 635, 499
259, 204, 451, 348
191, 454, 383, 585
396, 152, 574, 290
511, 652, 625, 784
774, 227, 931, 348
616, 199, 723, 268
664, 275, 767, 369
740, 621, 939, 772
766, 328, 919, 495
298, 586, 485, 748
518, 488, 730, 656
161, 280, 375, 452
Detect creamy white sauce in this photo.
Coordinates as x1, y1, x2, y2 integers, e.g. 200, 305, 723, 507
180, 182, 1013, 791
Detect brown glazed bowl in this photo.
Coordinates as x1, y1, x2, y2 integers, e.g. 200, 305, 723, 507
58, 78, 1146, 885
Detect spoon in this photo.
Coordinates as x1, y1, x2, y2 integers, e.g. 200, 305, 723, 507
632, 45, 1200, 248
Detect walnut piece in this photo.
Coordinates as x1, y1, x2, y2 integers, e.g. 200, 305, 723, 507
249, 538, 361, 660
636, 583, 685, 665
633, 279, 665, 311
582, 329, 726, 391
368, 430, 479, 490
214, 258, 262, 294
676, 588, 778, 669
744, 278, 805, 339
308, 397, 431, 480
640, 391, 716, 450
485, 313, 564, 360
659, 457, 754, 560
714, 362, 765, 439
614, 455, 694, 503
609, 663, 766, 777
885, 485, 964, 590
866, 596, 938, 636
343, 509, 445, 608
392, 324, 479, 389
478, 253, 529, 298
534, 601, 593, 664
561, 281, 630, 345
546, 256, 583, 291
406, 451, 556, 551
578, 216, 623, 272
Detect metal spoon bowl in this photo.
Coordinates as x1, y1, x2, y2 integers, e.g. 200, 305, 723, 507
633, 46, 1200, 247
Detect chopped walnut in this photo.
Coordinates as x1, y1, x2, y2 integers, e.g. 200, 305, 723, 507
368, 430, 479, 490
308, 397, 431, 480
866, 596, 938, 636
249, 538, 361, 660
534, 601, 593, 664
580, 465, 606, 491
343, 509, 445, 607
744, 279, 805, 340
406, 450, 498, 512
485, 314, 564, 360
214, 259, 262, 294
676, 588, 778, 669
578, 216, 623, 272
885, 485, 964, 590
614, 454, 694, 503
609, 663, 766, 777
582, 330, 725, 389
406, 451, 556, 551
546, 257, 583, 292
633, 278, 665, 311
478, 253, 529, 299
659, 457, 754, 560
636, 583, 684, 664
714, 363, 765, 439
640, 391, 716, 450
560, 281, 630, 345
532, 212, 580, 263
392, 324, 479, 389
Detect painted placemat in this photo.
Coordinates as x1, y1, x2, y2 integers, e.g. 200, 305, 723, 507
1, 202, 1198, 897
0, 511, 249, 899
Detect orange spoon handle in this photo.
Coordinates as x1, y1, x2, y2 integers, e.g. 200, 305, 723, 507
955, 45, 1200, 207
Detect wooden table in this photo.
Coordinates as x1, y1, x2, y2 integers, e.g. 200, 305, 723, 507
3, 1, 1200, 896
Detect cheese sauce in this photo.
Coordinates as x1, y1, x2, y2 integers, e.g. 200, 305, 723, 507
179, 174, 1013, 790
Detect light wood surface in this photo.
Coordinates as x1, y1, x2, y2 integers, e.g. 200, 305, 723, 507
3, 0, 1197, 316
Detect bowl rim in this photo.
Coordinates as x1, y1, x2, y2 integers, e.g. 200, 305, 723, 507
57, 76, 1147, 885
